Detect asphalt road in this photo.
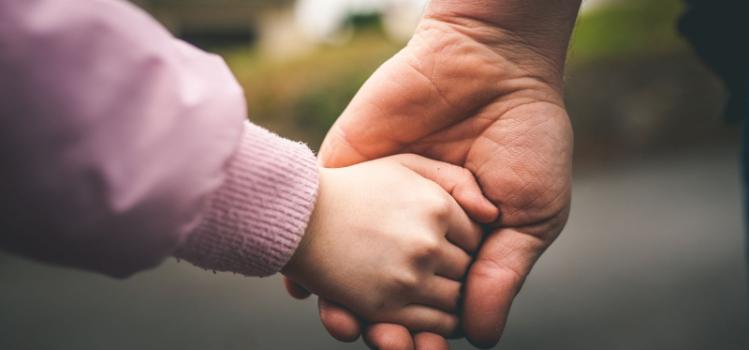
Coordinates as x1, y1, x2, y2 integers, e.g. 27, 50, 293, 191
1, 147, 747, 350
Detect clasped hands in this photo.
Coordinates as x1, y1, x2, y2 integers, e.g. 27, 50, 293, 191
283, 0, 577, 348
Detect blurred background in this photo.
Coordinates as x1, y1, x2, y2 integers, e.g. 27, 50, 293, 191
1, 0, 747, 349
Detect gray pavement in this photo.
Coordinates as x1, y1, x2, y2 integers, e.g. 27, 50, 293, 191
1, 148, 747, 349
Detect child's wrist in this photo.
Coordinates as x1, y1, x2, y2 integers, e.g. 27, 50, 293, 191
281, 167, 328, 280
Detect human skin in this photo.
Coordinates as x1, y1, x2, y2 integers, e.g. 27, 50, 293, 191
286, 0, 583, 348
281, 155, 498, 335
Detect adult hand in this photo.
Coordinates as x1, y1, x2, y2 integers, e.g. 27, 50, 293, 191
288, 0, 581, 348
283, 154, 498, 336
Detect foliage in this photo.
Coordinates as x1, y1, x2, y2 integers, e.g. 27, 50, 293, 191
217, 0, 690, 148
221, 31, 401, 147
569, 0, 687, 64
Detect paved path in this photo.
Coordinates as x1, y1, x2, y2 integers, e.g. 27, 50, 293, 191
1, 148, 747, 349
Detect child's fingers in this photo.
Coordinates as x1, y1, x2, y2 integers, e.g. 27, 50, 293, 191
414, 332, 450, 350
415, 277, 462, 312
436, 241, 472, 280
368, 331, 451, 350
443, 195, 484, 253
388, 305, 460, 336
363, 323, 415, 350
283, 277, 311, 299
392, 153, 500, 223
318, 298, 362, 342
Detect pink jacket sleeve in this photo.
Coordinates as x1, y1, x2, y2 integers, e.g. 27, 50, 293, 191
0, 0, 319, 278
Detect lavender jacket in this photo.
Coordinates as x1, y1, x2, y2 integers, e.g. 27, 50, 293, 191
0, 0, 319, 278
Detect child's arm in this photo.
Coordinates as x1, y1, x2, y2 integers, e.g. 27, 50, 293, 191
0, 0, 317, 278
282, 154, 495, 336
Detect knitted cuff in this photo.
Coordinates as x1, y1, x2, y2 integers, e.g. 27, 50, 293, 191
175, 121, 319, 277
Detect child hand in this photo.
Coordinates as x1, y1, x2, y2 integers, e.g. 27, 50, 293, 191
282, 154, 497, 336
